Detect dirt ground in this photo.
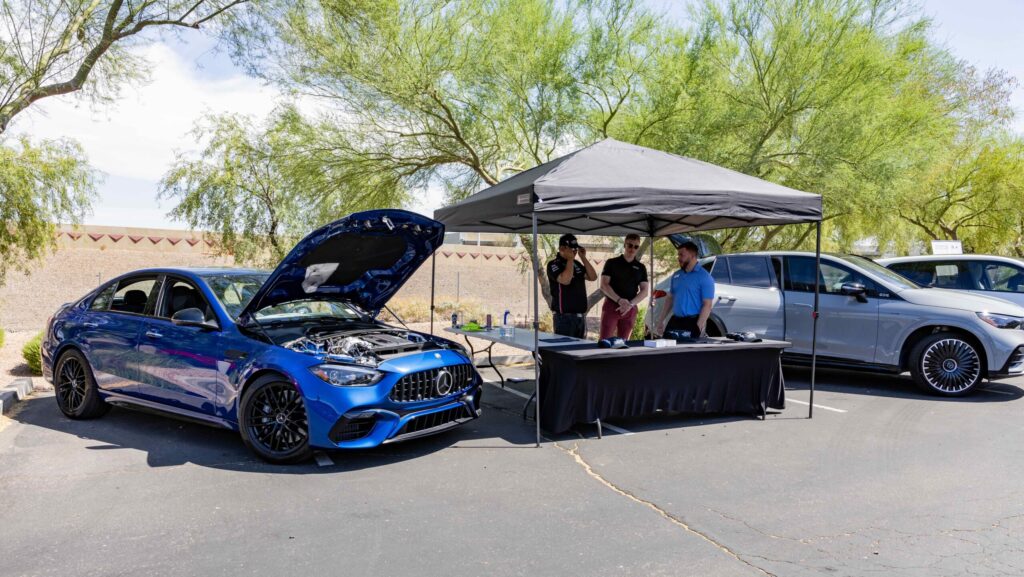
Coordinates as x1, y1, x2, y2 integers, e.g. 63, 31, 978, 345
1, 330, 41, 385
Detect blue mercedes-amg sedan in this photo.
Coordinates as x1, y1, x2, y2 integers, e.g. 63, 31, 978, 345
41, 210, 482, 463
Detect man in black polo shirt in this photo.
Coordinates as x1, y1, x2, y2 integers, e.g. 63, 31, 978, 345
599, 233, 649, 339
547, 234, 597, 338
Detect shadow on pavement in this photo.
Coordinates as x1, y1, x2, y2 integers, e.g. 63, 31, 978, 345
7, 392, 539, 474
782, 365, 1023, 402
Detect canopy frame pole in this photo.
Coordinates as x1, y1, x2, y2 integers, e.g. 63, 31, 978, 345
429, 253, 436, 335
809, 221, 821, 418
532, 212, 541, 447
648, 218, 655, 335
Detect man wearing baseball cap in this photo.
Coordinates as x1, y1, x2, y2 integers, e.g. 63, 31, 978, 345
547, 233, 598, 337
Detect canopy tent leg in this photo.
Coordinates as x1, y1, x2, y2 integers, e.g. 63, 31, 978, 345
430, 253, 436, 335
532, 212, 541, 447
648, 220, 656, 333
809, 221, 821, 418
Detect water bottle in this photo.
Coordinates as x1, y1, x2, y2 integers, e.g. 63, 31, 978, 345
451, 312, 458, 328
503, 309, 511, 325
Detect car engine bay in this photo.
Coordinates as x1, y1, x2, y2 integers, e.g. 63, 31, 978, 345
282, 327, 453, 367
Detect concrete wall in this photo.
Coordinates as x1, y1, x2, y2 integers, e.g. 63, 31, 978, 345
0, 225, 625, 331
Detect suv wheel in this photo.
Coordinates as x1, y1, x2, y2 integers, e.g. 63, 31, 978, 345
909, 332, 983, 396
239, 375, 312, 464
54, 350, 110, 419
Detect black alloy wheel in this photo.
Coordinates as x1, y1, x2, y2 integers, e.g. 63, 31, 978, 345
909, 332, 984, 396
54, 350, 109, 419
239, 375, 312, 464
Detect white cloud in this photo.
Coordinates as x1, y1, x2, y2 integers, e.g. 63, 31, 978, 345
13, 42, 282, 182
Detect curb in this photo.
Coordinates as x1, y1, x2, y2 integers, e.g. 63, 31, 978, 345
0, 377, 36, 416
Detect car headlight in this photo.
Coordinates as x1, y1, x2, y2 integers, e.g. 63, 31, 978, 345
310, 364, 384, 387
977, 311, 1023, 329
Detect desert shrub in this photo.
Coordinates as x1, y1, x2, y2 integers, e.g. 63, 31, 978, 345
22, 331, 43, 376
383, 298, 491, 325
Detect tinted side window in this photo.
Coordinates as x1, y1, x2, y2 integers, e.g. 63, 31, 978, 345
970, 261, 1024, 293
110, 276, 159, 315
710, 257, 731, 284
887, 262, 933, 287
784, 257, 874, 295
728, 256, 773, 288
89, 284, 116, 311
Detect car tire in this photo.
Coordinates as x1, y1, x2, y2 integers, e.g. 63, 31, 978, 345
54, 349, 110, 419
239, 375, 313, 464
909, 332, 984, 396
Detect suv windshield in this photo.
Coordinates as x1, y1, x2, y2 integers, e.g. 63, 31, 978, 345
837, 255, 919, 290
202, 273, 366, 321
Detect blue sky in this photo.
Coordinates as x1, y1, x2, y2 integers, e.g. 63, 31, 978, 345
10, 0, 1024, 231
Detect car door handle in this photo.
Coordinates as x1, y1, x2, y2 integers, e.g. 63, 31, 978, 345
145, 330, 163, 339
718, 295, 737, 302
83, 322, 99, 328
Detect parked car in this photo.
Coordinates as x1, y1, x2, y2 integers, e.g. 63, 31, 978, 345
646, 252, 1024, 396
878, 254, 1024, 308
41, 210, 482, 464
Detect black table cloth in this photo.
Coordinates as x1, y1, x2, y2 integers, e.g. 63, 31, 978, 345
538, 339, 787, 434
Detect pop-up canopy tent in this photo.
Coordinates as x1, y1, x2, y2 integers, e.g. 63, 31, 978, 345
433, 138, 824, 444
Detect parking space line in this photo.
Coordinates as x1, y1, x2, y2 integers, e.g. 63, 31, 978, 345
786, 399, 848, 413
979, 387, 1017, 396
484, 381, 634, 435
314, 452, 334, 467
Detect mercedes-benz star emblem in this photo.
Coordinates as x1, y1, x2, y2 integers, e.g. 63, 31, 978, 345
435, 369, 454, 396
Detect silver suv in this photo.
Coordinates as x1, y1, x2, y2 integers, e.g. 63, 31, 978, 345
879, 254, 1024, 308
646, 252, 1024, 396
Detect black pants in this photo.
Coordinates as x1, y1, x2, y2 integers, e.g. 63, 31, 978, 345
666, 315, 701, 337
553, 313, 586, 338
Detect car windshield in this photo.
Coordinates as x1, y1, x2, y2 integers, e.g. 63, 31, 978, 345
837, 255, 919, 290
202, 273, 366, 321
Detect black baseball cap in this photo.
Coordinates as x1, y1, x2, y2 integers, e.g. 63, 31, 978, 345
559, 234, 579, 248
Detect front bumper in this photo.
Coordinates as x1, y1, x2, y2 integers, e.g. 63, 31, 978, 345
296, 349, 484, 449
989, 345, 1024, 379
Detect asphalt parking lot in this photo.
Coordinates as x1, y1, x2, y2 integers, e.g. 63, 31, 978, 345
2, 367, 1024, 577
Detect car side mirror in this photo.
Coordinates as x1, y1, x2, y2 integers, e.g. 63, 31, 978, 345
171, 307, 218, 330
840, 282, 869, 303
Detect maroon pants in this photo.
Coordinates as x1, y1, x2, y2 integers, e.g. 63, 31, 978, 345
599, 298, 638, 340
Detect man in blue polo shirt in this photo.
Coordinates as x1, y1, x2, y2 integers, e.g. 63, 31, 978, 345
655, 241, 714, 338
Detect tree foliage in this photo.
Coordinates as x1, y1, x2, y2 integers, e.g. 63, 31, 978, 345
202, 0, 1023, 294
0, 136, 94, 284
0, 0, 248, 134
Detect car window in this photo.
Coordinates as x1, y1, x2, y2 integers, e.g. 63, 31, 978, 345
969, 261, 1024, 293
710, 257, 731, 284
887, 260, 965, 289
110, 276, 159, 315
160, 278, 216, 322
89, 284, 116, 311
728, 256, 773, 288
202, 274, 269, 319
784, 257, 875, 295
887, 262, 933, 287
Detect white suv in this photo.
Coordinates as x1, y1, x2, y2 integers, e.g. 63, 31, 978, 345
646, 252, 1024, 396
879, 255, 1024, 308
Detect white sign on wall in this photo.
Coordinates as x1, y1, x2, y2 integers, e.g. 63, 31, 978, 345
931, 240, 963, 255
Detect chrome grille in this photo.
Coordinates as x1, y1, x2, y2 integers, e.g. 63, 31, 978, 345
389, 364, 475, 403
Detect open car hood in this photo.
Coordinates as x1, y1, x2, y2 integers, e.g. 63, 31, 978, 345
238, 209, 444, 322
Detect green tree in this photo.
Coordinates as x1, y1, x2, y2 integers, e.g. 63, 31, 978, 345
0, 0, 248, 133
216, 0, 665, 305
0, 136, 95, 284
159, 105, 411, 267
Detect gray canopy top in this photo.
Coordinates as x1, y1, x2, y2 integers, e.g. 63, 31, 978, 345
433, 138, 822, 236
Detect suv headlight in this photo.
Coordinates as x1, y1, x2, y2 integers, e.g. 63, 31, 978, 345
310, 364, 384, 387
976, 311, 1023, 329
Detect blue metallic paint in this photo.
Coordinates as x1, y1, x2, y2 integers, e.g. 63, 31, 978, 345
41, 210, 481, 452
